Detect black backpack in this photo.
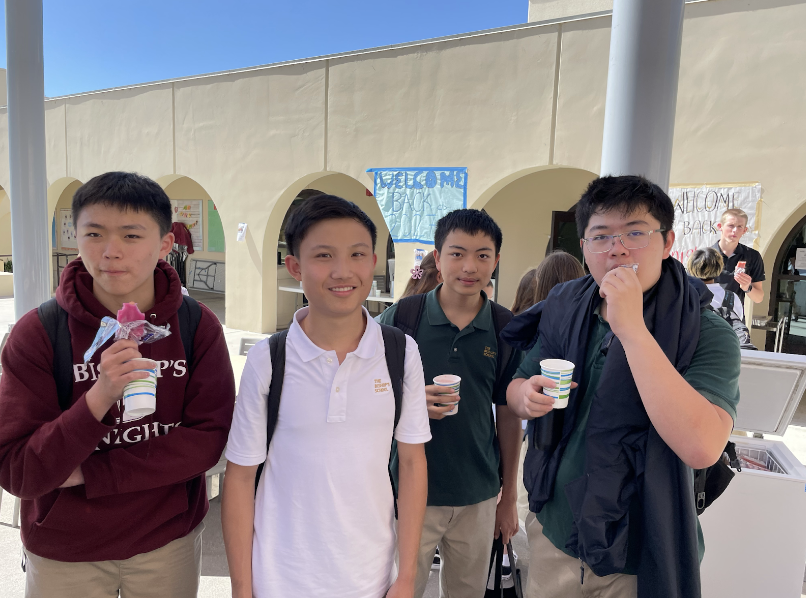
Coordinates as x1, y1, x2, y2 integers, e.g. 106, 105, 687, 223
37, 296, 203, 411
253, 324, 408, 495
391, 293, 514, 400
713, 290, 756, 350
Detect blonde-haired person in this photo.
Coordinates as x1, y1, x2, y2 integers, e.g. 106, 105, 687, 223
511, 251, 585, 315
713, 208, 765, 310
511, 251, 585, 529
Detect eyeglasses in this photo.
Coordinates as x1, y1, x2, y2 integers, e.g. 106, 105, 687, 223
583, 229, 666, 254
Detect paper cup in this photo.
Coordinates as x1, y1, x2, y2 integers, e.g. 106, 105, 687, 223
123, 358, 158, 421
433, 374, 461, 416
539, 359, 575, 409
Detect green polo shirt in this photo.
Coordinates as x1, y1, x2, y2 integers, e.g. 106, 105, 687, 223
515, 309, 740, 572
379, 285, 522, 506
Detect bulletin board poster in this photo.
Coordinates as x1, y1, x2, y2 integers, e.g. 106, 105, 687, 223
172, 200, 203, 251
59, 209, 77, 251
367, 167, 468, 245
207, 201, 225, 253
669, 183, 761, 264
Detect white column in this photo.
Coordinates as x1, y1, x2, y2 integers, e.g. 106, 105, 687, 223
6, 0, 50, 321
600, 0, 685, 191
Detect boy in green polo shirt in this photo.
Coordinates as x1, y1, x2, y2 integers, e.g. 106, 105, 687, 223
506, 176, 740, 598
379, 209, 522, 598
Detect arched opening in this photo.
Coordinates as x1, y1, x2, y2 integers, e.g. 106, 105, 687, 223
765, 213, 806, 353
157, 175, 226, 324
262, 172, 391, 333
48, 178, 83, 290
475, 166, 598, 310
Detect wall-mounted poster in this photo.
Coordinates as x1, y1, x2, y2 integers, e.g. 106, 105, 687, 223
59, 209, 77, 251
171, 200, 203, 251
367, 167, 468, 244
669, 183, 761, 264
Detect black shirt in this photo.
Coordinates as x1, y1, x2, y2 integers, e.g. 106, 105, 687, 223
711, 241, 765, 305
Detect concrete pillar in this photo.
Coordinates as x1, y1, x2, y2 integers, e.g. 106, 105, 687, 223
600, 0, 685, 191
6, 0, 51, 320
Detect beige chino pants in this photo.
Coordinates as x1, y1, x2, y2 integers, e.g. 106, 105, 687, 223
24, 523, 204, 598
525, 514, 637, 598
414, 496, 498, 598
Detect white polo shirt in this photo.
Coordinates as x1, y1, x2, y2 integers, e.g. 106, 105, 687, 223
225, 307, 431, 598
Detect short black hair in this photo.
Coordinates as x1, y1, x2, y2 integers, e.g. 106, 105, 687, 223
575, 175, 674, 242
434, 209, 503, 254
72, 172, 173, 236
284, 194, 377, 257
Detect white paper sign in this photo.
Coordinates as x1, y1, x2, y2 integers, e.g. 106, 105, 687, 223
59, 209, 77, 251
795, 248, 806, 271
171, 200, 203, 251
669, 184, 761, 264
236, 223, 248, 242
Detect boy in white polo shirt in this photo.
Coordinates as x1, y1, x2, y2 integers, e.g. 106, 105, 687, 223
222, 195, 431, 598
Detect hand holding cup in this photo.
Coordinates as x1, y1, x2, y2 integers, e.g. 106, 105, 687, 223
86, 340, 150, 421
426, 375, 462, 420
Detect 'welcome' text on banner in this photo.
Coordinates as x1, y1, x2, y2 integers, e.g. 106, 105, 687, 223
669, 183, 761, 264
368, 167, 468, 244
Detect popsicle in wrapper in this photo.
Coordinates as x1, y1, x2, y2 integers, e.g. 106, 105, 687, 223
117, 302, 145, 339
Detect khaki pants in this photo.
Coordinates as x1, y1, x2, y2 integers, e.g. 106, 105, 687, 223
24, 523, 204, 598
525, 514, 636, 598
414, 496, 498, 598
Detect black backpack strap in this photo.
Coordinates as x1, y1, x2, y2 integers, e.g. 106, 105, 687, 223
379, 324, 406, 429
37, 298, 73, 411
392, 294, 427, 338
490, 302, 515, 402
255, 329, 288, 493
721, 289, 734, 311
177, 295, 202, 372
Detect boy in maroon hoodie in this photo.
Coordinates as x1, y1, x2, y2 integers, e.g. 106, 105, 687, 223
0, 172, 236, 598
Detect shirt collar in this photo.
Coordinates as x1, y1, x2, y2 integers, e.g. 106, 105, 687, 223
288, 306, 377, 362
425, 283, 492, 331
712, 240, 746, 258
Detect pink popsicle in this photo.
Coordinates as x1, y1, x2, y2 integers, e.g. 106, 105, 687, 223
117, 302, 146, 339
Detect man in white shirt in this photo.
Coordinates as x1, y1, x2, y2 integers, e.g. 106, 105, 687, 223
222, 195, 431, 598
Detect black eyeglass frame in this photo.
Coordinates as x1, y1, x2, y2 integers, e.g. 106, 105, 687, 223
582, 228, 667, 254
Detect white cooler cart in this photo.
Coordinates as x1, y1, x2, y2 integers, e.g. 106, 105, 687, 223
700, 350, 806, 598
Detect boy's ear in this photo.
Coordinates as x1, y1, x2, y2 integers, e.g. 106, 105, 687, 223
285, 254, 302, 282
662, 230, 676, 259
433, 248, 442, 272
159, 233, 175, 260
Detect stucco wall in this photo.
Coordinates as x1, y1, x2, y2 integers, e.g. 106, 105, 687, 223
0, 0, 803, 333
528, 0, 612, 22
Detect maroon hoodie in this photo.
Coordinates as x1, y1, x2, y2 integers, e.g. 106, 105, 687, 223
0, 259, 235, 562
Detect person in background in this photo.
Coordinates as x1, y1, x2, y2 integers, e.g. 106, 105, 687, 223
402, 252, 443, 299
688, 247, 756, 350
688, 248, 744, 322
510, 252, 585, 527
713, 208, 765, 310
485, 279, 496, 300
511, 252, 585, 316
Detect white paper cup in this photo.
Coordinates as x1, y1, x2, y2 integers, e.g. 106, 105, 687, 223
539, 359, 575, 409
433, 374, 461, 416
123, 358, 158, 420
